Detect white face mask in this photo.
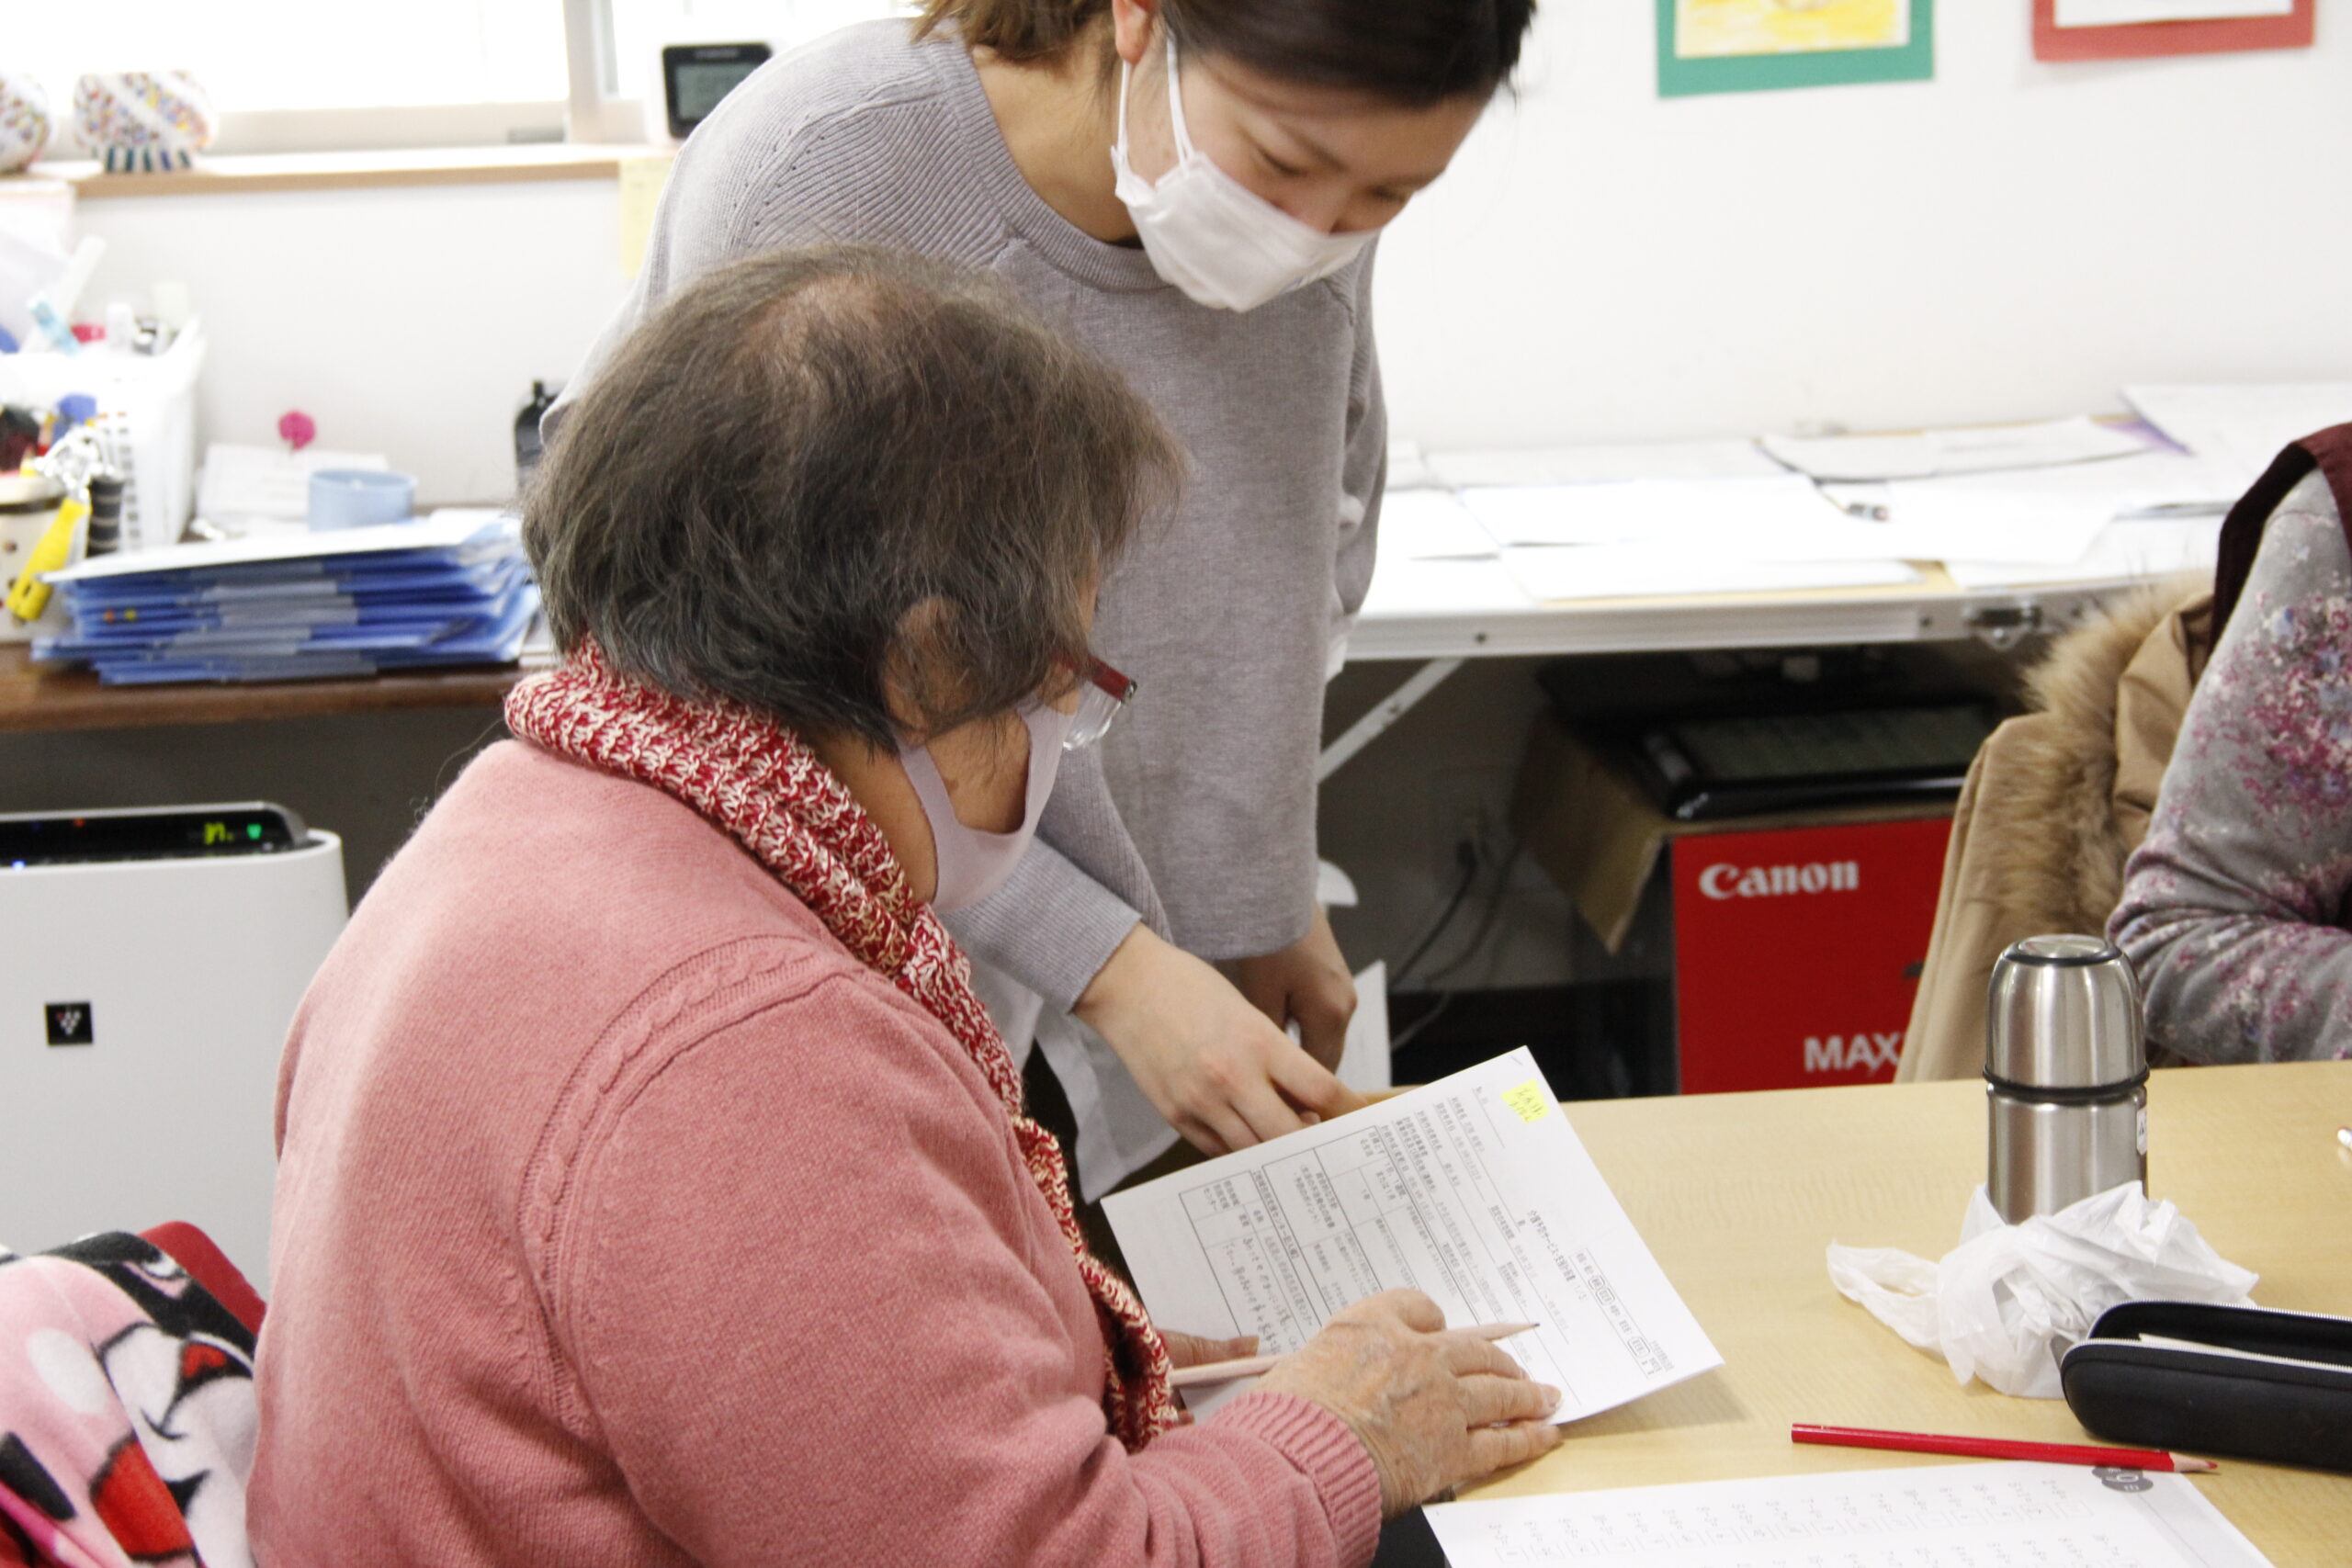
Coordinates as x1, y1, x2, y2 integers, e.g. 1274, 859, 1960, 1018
898, 702, 1076, 911
1110, 36, 1374, 312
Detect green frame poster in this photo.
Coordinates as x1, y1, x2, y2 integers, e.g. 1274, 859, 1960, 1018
1657, 0, 1934, 97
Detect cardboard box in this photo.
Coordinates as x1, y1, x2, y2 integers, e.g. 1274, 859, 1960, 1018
1512, 715, 1951, 1093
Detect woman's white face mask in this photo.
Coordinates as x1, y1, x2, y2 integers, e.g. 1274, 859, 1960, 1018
1109, 37, 1374, 313
898, 702, 1076, 911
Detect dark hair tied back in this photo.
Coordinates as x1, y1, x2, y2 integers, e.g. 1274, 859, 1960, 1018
920, 0, 1534, 103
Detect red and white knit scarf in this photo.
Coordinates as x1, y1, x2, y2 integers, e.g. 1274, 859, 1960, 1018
505, 647, 1178, 1450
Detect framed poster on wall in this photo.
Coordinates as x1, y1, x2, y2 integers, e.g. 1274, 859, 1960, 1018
2032, 0, 2313, 62
1657, 0, 1935, 97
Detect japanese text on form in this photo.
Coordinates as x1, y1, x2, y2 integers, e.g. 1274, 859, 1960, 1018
1104, 1048, 1719, 1420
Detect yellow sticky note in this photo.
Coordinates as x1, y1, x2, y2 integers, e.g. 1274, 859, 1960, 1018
617, 154, 675, 279
1501, 1078, 1551, 1124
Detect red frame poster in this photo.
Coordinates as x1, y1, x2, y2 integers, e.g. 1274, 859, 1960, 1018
2033, 0, 2313, 62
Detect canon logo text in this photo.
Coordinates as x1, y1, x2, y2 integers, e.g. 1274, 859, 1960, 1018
1696, 859, 1860, 900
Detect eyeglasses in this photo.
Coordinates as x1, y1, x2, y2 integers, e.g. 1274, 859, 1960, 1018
1064, 654, 1136, 752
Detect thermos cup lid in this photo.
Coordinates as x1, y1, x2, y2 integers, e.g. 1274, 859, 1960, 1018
1985, 934, 2145, 1090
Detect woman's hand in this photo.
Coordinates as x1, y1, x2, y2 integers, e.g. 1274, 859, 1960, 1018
1255, 1291, 1562, 1517
1230, 906, 1358, 1071
1076, 925, 1367, 1155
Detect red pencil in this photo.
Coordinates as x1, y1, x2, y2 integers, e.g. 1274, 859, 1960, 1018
1791, 1423, 2217, 1473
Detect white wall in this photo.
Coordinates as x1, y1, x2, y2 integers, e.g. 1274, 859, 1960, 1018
1378, 4, 2352, 448
72, 5, 2352, 499
80, 181, 632, 505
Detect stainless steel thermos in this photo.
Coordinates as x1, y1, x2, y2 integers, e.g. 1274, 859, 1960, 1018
1984, 934, 2148, 1224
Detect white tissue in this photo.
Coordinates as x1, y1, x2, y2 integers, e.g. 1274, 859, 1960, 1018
1827, 1183, 2257, 1399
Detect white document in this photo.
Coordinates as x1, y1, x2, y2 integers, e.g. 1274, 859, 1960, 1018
2056, 0, 2290, 25
2124, 383, 2352, 491
1103, 1048, 1721, 1422
1464, 477, 2034, 566
1430, 440, 1781, 489
1425, 1462, 2274, 1568
1381, 490, 1501, 559
197, 443, 391, 525
1825, 450, 2238, 565
43, 509, 513, 583
1500, 546, 1917, 604
1461, 476, 1860, 550
1760, 417, 2148, 483
1360, 555, 1535, 617
1944, 515, 2224, 590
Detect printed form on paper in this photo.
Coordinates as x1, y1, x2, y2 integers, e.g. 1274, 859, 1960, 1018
1102, 1048, 1722, 1420
1424, 1461, 2275, 1568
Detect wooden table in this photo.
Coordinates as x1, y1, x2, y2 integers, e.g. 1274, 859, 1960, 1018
1479, 1063, 2352, 1567
0, 643, 526, 734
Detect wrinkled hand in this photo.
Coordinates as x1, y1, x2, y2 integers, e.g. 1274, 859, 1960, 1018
1255, 1291, 1561, 1518
1077, 925, 1367, 1155
1231, 907, 1358, 1071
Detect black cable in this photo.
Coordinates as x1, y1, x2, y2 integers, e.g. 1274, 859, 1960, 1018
1387, 988, 1455, 1054
1392, 838, 1481, 984
1419, 840, 1524, 989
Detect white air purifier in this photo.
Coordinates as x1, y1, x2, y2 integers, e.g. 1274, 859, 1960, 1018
0, 805, 347, 1291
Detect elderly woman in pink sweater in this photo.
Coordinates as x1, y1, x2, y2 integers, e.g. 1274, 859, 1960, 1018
249, 246, 1558, 1568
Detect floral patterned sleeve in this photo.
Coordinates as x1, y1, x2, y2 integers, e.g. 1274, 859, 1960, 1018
2109, 474, 2352, 1064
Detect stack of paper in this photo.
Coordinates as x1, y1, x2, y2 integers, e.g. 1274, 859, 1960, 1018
1760, 415, 2148, 483
1453, 477, 1925, 601
33, 511, 539, 684
1821, 447, 2240, 570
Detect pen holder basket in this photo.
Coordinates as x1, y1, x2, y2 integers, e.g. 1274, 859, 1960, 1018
0, 320, 204, 558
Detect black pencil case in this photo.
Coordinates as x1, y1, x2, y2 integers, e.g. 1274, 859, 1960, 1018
2060, 1301, 2352, 1473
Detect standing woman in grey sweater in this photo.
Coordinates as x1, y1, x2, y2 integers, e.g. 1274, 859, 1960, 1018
558, 0, 1529, 1195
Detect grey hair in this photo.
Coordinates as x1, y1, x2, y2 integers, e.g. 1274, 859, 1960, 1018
525, 244, 1182, 747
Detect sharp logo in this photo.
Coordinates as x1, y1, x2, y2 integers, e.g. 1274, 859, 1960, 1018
1804, 1032, 1902, 1074
1698, 860, 1860, 900
44, 1003, 95, 1047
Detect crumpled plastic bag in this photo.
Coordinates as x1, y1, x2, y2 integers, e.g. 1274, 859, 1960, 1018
1826, 1182, 2257, 1399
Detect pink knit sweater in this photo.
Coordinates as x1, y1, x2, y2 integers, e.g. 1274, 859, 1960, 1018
249, 741, 1382, 1568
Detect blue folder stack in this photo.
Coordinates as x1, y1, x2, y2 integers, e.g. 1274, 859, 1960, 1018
33, 511, 540, 684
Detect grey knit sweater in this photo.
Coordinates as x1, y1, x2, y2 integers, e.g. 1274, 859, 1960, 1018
2110, 472, 2352, 1062
559, 20, 1386, 1017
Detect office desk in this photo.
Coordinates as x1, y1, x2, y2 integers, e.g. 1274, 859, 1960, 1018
1350, 556, 2145, 664
0, 643, 535, 734
2, 553, 2149, 739
1488, 1063, 2352, 1566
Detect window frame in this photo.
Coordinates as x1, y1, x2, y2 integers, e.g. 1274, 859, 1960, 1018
41, 0, 650, 159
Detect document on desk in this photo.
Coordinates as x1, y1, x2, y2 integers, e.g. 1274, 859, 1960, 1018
1461, 476, 1858, 549
1382, 489, 1502, 560
2124, 383, 2352, 490
1425, 1462, 2275, 1568
1499, 547, 1918, 604
1430, 440, 1783, 489
1360, 555, 1536, 616
1102, 1049, 1721, 1421
1760, 417, 2148, 483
